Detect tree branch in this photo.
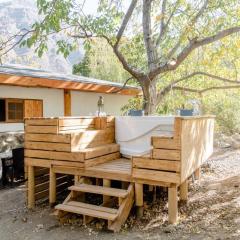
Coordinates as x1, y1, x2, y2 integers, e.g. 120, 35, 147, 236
142, 0, 157, 71
114, 0, 138, 47
170, 71, 240, 86
165, 0, 209, 61
156, 0, 181, 46
173, 85, 240, 94
99, 35, 143, 79
111, 76, 134, 93
150, 25, 240, 78
157, 71, 240, 104
156, 0, 166, 46
0, 0, 61, 59
112, 45, 144, 79
0, 29, 34, 59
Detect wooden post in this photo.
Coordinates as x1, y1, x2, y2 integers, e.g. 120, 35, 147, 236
28, 165, 35, 209
153, 186, 157, 202
118, 197, 123, 206
194, 167, 201, 180
96, 178, 101, 186
135, 183, 143, 217
168, 185, 178, 224
103, 179, 111, 204
74, 175, 81, 184
94, 117, 107, 130
49, 167, 56, 207
180, 180, 188, 202
64, 89, 71, 116
76, 176, 86, 202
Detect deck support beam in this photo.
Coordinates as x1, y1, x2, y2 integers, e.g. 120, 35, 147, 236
168, 184, 178, 224
49, 167, 57, 207
103, 179, 111, 204
28, 165, 35, 209
121, 181, 129, 190
135, 183, 143, 217
180, 180, 188, 202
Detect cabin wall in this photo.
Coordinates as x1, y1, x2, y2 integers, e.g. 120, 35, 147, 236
0, 86, 133, 133
71, 91, 131, 116
0, 85, 64, 132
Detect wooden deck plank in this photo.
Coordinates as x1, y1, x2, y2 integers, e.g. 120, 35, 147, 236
68, 184, 128, 198
132, 168, 180, 184
53, 166, 131, 182
25, 126, 58, 134
25, 158, 84, 168
25, 133, 71, 143
79, 144, 119, 159
25, 142, 71, 152
152, 137, 181, 150
88, 159, 132, 173
25, 119, 58, 126
84, 152, 120, 168
67, 201, 118, 214
132, 157, 180, 172
55, 203, 117, 221
25, 149, 85, 162
58, 118, 95, 127
152, 149, 181, 160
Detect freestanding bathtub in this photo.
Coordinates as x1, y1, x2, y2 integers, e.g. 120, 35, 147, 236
115, 116, 175, 157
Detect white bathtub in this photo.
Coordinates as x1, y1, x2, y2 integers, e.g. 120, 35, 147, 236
115, 116, 175, 157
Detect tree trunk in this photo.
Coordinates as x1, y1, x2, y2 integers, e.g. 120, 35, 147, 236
142, 78, 157, 115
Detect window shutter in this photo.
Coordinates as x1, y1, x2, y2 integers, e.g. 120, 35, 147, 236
24, 100, 43, 118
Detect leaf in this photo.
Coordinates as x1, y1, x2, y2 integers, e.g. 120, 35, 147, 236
155, 14, 164, 22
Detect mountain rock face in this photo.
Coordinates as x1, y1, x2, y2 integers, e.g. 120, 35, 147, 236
0, 0, 82, 73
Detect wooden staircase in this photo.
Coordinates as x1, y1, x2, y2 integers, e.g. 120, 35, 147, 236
55, 182, 134, 232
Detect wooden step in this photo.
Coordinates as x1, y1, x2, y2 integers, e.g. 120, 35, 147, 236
55, 202, 118, 221
68, 183, 128, 198
67, 201, 118, 214
78, 143, 119, 159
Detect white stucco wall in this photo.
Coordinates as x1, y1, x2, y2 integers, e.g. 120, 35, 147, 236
71, 91, 131, 116
0, 123, 24, 133
0, 85, 64, 132
0, 85, 133, 133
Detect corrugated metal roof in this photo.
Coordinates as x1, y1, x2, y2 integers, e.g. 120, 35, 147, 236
0, 64, 140, 91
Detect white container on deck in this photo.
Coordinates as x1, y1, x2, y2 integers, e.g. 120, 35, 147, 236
115, 116, 175, 157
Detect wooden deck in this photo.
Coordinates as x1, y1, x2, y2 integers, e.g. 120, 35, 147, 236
87, 158, 131, 180
24, 115, 215, 230
52, 158, 132, 182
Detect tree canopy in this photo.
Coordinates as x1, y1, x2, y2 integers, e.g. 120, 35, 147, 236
1, 0, 240, 114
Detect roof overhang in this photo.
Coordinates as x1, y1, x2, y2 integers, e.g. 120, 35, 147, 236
0, 70, 141, 96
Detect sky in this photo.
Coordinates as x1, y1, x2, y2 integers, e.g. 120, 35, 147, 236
0, 0, 129, 16
82, 0, 99, 14
0, 0, 100, 14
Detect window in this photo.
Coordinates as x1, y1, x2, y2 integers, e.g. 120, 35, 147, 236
0, 98, 43, 123
6, 99, 24, 122
0, 99, 6, 121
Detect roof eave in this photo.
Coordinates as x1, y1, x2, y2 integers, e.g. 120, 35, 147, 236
0, 73, 141, 96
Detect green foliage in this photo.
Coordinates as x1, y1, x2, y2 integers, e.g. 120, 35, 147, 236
73, 38, 131, 83
120, 96, 143, 115
72, 53, 91, 77
14, 0, 240, 132
120, 34, 148, 72
203, 92, 240, 134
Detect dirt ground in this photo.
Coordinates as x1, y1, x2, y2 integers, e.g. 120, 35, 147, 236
0, 148, 240, 240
